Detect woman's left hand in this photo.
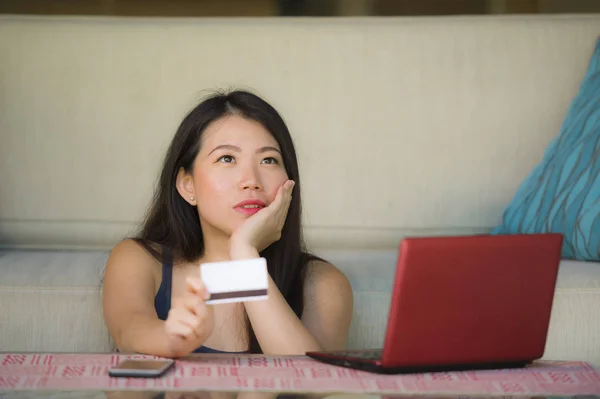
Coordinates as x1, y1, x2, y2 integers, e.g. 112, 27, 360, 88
229, 180, 295, 258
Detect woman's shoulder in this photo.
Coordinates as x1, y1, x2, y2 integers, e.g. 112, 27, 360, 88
105, 239, 164, 279
305, 257, 345, 279
303, 255, 353, 300
300, 255, 354, 344
109, 238, 159, 260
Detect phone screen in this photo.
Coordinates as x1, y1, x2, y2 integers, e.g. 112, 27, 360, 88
109, 359, 175, 378
114, 360, 173, 370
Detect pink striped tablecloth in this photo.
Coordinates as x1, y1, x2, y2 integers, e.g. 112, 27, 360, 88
1, 353, 599, 396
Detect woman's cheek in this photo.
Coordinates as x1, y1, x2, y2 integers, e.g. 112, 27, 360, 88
198, 171, 230, 196
270, 177, 288, 201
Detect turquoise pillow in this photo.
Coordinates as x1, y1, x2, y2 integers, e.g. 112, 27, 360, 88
492, 37, 600, 261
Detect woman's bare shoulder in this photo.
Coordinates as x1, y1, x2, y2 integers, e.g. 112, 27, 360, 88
301, 256, 354, 350
304, 257, 353, 302
109, 238, 158, 259
105, 239, 163, 281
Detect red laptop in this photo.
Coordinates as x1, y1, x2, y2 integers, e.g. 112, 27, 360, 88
306, 233, 563, 374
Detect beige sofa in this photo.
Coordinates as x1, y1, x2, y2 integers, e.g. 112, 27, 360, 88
0, 14, 599, 367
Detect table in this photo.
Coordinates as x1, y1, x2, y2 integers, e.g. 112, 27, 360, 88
1, 353, 599, 397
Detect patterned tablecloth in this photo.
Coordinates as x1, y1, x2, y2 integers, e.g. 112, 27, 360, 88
1, 353, 599, 396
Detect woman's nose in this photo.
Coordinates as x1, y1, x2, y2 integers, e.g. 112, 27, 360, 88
239, 166, 263, 191
242, 181, 261, 190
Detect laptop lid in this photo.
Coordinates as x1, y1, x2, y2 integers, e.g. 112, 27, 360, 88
380, 233, 563, 368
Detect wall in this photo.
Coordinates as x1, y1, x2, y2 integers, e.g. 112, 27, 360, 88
0, 0, 279, 16
538, 0, 600, 13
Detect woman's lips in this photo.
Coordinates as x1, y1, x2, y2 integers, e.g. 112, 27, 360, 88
234, 199, 266, 216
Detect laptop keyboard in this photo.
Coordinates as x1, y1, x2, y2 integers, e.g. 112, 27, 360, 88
336, 350, 382, 360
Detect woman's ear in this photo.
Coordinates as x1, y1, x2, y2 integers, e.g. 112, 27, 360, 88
176, 167, 197, 206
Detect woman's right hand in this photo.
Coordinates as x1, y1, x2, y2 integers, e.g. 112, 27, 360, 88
164, 276, 214, 357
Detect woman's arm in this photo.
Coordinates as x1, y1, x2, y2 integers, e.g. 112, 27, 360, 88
103, 240, 214, 358
102, 240, 175, 357
232, 244, 353, 354
300, 260, 354, 351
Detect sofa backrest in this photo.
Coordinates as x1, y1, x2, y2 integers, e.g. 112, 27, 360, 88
1, 14, 599, 252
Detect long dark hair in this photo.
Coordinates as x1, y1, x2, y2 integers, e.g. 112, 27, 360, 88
133, 89, 320, 353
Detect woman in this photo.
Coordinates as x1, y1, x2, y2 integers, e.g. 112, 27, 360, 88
102, 89, 354, 357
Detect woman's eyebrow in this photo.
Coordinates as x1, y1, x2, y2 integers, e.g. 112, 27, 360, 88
208, 144, 240, 156
256, 146, 281, 155
208, 144, 281, 156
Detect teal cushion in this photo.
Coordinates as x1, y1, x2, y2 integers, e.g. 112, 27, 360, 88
492, 37, 600, 261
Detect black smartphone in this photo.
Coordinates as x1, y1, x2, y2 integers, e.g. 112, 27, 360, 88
108, 359, 175, 378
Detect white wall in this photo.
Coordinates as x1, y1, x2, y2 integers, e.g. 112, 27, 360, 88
0, 14, 599, 250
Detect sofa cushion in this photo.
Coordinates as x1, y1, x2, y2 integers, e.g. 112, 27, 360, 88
1, 249, 599, 366
0, 249, 114, 353
492, 37, 600, 261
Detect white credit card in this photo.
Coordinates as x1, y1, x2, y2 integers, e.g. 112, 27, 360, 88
199, 257, 269, 305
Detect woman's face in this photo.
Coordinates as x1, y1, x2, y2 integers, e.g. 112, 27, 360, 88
186, 114, 289, 238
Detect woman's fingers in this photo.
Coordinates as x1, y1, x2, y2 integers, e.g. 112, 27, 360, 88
186, 276, 210, 300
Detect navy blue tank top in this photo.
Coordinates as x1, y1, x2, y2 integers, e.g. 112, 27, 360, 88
154, 247, 247, 354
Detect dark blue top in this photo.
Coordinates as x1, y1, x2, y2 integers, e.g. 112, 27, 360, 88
154, 247, 246, 354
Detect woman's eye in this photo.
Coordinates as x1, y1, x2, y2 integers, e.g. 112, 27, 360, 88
261, 157, 280, 165
217, 155, 235, 163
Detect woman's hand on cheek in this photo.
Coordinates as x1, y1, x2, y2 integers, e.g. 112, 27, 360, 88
229, 180, 295, 259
